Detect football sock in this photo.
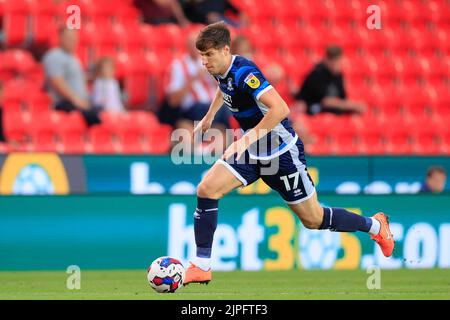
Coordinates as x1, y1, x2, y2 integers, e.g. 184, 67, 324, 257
369, 217, 381, 235
194, 197, 218, 271
319, 207, 378, 234
193, 257, 212, 272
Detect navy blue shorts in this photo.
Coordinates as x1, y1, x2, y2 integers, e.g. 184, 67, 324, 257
217, 141, 316, 204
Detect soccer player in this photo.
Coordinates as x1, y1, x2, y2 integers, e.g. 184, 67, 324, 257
184, 22, 394, 285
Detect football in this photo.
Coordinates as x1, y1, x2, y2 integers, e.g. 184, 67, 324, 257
147, 256, 185, 293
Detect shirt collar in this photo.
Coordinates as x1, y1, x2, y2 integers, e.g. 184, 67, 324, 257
218, 55, 236, 79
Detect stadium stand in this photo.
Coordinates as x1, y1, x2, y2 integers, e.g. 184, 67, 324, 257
0, 0, 449, 155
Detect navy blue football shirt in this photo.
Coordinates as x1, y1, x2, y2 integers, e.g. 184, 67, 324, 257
214, 55, 298, 160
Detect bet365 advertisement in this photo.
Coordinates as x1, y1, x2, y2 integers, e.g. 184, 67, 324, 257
0, 194, 449, 271
0, 154, 449, 195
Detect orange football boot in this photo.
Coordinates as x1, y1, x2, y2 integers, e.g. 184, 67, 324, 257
184, 262, 212, 286
371, 212, 395, 257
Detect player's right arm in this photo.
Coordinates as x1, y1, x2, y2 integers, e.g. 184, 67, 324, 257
193, 87, 223, 134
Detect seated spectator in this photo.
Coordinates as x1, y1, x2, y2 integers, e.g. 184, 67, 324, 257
0, 81, 5, 142
42, 27, 101, 127
182, 0, 241, 27
160, 31, 230, 153
294, 45, 366, 115
134, 0, 190, 26
231, 34, 254, 59
91, 57, 125, 113
264, 62, 293, 106
420, 166, 447, 193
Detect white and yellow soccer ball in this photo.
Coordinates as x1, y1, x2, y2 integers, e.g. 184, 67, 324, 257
146, 256, 185, 293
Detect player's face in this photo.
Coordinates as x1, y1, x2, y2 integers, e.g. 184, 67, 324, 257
199, 47, 229, 76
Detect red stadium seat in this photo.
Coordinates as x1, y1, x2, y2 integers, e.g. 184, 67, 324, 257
3, 0, 30, 46
384, 121, 414, 155
93, 23, 125, 58
29, 126, 60, 152
60, 128, 88, 154
124, 74, 151, 108
26, 92, 52, 113
29, 0, 60, 46
412, 125, 445, 155
121, 24, 148, 55
0, 0, 447, 156
3, 112, 30, 144
306, 124, 334, 155
144, 124, 172, 154
2, 79, 40, 111
0, 142, 13, 154
88, 125, 118, 154
358, 118, 388, 155
2, 49, 36, 74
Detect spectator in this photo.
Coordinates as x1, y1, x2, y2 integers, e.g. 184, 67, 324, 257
42, 27, 101, 127
0, 81, 5, 142
161, 31, 230, 153
231, 34, 254, 59
294, 45, 366, 115
91, 57, 125, 113
134, 0, 190, 26
420, 166, 447, 193
181, 0, 241, 26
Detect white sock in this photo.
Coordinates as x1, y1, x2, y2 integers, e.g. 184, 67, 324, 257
193, 257, 211, 271
369, 217, 381, 235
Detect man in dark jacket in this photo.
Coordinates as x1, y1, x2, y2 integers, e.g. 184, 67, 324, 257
295, 45, 366, 115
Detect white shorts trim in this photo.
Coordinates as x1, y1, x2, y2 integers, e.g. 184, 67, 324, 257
216, 159, 248, 186
284, 187, 316, 205
248, 134, 298, 161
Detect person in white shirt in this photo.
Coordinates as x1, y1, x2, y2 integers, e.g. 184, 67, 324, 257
91, 57, 125, 113
165, 31, 230, 153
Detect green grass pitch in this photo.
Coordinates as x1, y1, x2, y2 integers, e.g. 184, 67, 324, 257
1, 269, 449, 300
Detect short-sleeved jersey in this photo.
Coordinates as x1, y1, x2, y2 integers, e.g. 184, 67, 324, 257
215, 55, 298, 160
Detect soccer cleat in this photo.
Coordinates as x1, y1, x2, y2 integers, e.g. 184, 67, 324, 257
371, 212, 395, 257
184, 262, 212, 286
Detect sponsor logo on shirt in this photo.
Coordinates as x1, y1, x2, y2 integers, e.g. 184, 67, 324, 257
244, 73, 260, 89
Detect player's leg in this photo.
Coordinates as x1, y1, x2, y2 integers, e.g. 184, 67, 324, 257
262, 142, 394, 257
287, 192, 377, 233
287, 194, 394, 257
186, 155, 259, 284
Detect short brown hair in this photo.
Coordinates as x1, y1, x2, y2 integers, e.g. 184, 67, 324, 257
325, 45, 343, 60
427, 165, 447, 177
195, 21, 231, 52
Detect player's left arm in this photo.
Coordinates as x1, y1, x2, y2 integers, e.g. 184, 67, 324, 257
223, 87, 290, 160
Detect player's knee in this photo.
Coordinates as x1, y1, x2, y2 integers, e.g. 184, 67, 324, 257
197, 180, 222, 199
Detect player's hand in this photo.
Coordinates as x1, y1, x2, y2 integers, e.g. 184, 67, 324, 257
71, 96, 90, 110
193, 116, 213, 136
222, 138, 249, 162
